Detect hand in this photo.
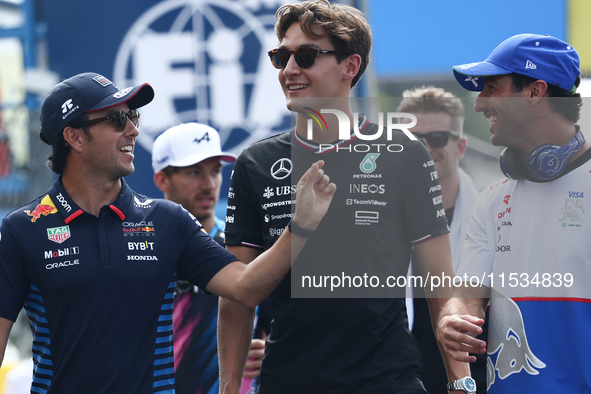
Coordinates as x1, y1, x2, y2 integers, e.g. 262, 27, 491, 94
293, 160, 336, 231
243, 338, 265, 378
437, 314, 486, 363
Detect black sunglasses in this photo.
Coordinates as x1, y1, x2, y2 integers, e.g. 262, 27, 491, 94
412, 131, 460, 148
71, 109, 140, 132
268, 47, 339, 69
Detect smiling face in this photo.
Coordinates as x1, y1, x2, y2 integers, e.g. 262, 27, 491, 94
160, 157, 222, 222
474, 75, 531, 148
82, 103, 139, 181
410, 112, 466, 183
277, 22, 352, 110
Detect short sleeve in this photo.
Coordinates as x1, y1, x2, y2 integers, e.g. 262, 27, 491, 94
402, 141, 450, 244
0, 218, 27, 322
457, 192, 494, 287
224, 153, 264, 249
175, 208, 237, 289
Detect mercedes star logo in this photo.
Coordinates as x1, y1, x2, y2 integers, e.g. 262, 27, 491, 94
270, 158, 292, 180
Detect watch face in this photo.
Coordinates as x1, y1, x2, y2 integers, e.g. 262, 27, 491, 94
464, 377, 476, 391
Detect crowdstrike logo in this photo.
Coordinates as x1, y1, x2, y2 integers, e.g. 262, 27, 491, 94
61, 99, 73, 113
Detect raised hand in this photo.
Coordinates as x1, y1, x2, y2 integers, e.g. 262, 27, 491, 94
293, 160, 336, 231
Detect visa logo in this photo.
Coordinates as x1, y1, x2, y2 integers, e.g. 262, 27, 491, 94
568, 191, 584, 198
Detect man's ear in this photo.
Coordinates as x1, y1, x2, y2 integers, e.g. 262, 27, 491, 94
62, 126, 85, 153
529, 80, 548, 98
457, 137, 467, 160
342, 54, 362, 83
154, 171, 170, 194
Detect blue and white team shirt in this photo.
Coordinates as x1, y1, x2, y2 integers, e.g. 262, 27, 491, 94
0, 178, 237, 394
457, 150, 591, 393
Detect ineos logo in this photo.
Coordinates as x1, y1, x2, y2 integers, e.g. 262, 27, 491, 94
270, 158, 292, 180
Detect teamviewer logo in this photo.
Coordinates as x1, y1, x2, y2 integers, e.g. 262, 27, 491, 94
61, 99, 73, 113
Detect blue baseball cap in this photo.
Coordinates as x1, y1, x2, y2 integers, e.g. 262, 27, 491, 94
40, 72, 155, 144
453, 34, 580, 92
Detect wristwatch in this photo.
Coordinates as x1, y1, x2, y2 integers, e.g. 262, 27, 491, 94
447, 377, 476, 394
287, 219, 315, 238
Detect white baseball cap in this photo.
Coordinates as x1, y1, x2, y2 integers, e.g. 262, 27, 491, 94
152, 123, 237, 173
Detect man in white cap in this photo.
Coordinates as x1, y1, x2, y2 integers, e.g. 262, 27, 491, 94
152, 123, 236, 241
152, 123, 268, 394
152, 122, 234, 393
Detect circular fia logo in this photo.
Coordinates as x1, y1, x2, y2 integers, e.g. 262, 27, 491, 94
113, 0, 290, 154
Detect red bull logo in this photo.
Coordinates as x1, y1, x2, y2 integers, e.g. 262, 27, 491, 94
24, 195, 58, 222
487, 296, 546, 390
122, 226, 156, 237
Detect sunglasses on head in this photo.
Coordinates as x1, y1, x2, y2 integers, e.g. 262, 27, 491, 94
268, 47, 339, 69
72, 109, 140, 132
412, 131, 460, 148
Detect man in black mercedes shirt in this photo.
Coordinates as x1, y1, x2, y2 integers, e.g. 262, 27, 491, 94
218, 1, 465, 393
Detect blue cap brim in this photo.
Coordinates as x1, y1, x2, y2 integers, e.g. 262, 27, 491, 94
453, 61, 512, 91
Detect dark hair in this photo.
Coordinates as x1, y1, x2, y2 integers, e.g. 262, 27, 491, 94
41, 112, 92, 174
274, 0, 371, 88
161, 166, 179, 176
510, 73, 582, 123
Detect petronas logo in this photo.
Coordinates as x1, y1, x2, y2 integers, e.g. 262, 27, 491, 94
360, 153, 380, 173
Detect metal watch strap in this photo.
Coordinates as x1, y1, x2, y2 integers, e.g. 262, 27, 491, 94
446, 377, 475, 394
287, 219, 315, 238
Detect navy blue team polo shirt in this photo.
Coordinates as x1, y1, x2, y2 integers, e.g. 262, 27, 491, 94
0, 177, 237, 394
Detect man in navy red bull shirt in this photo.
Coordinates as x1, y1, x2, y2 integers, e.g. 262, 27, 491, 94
0, 72, 335, 394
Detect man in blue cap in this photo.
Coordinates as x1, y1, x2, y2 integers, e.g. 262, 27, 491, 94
437, 34, 591, 393
0, 72, 335, 394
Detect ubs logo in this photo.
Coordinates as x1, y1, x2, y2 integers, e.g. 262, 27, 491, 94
270, 158, 292, 180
